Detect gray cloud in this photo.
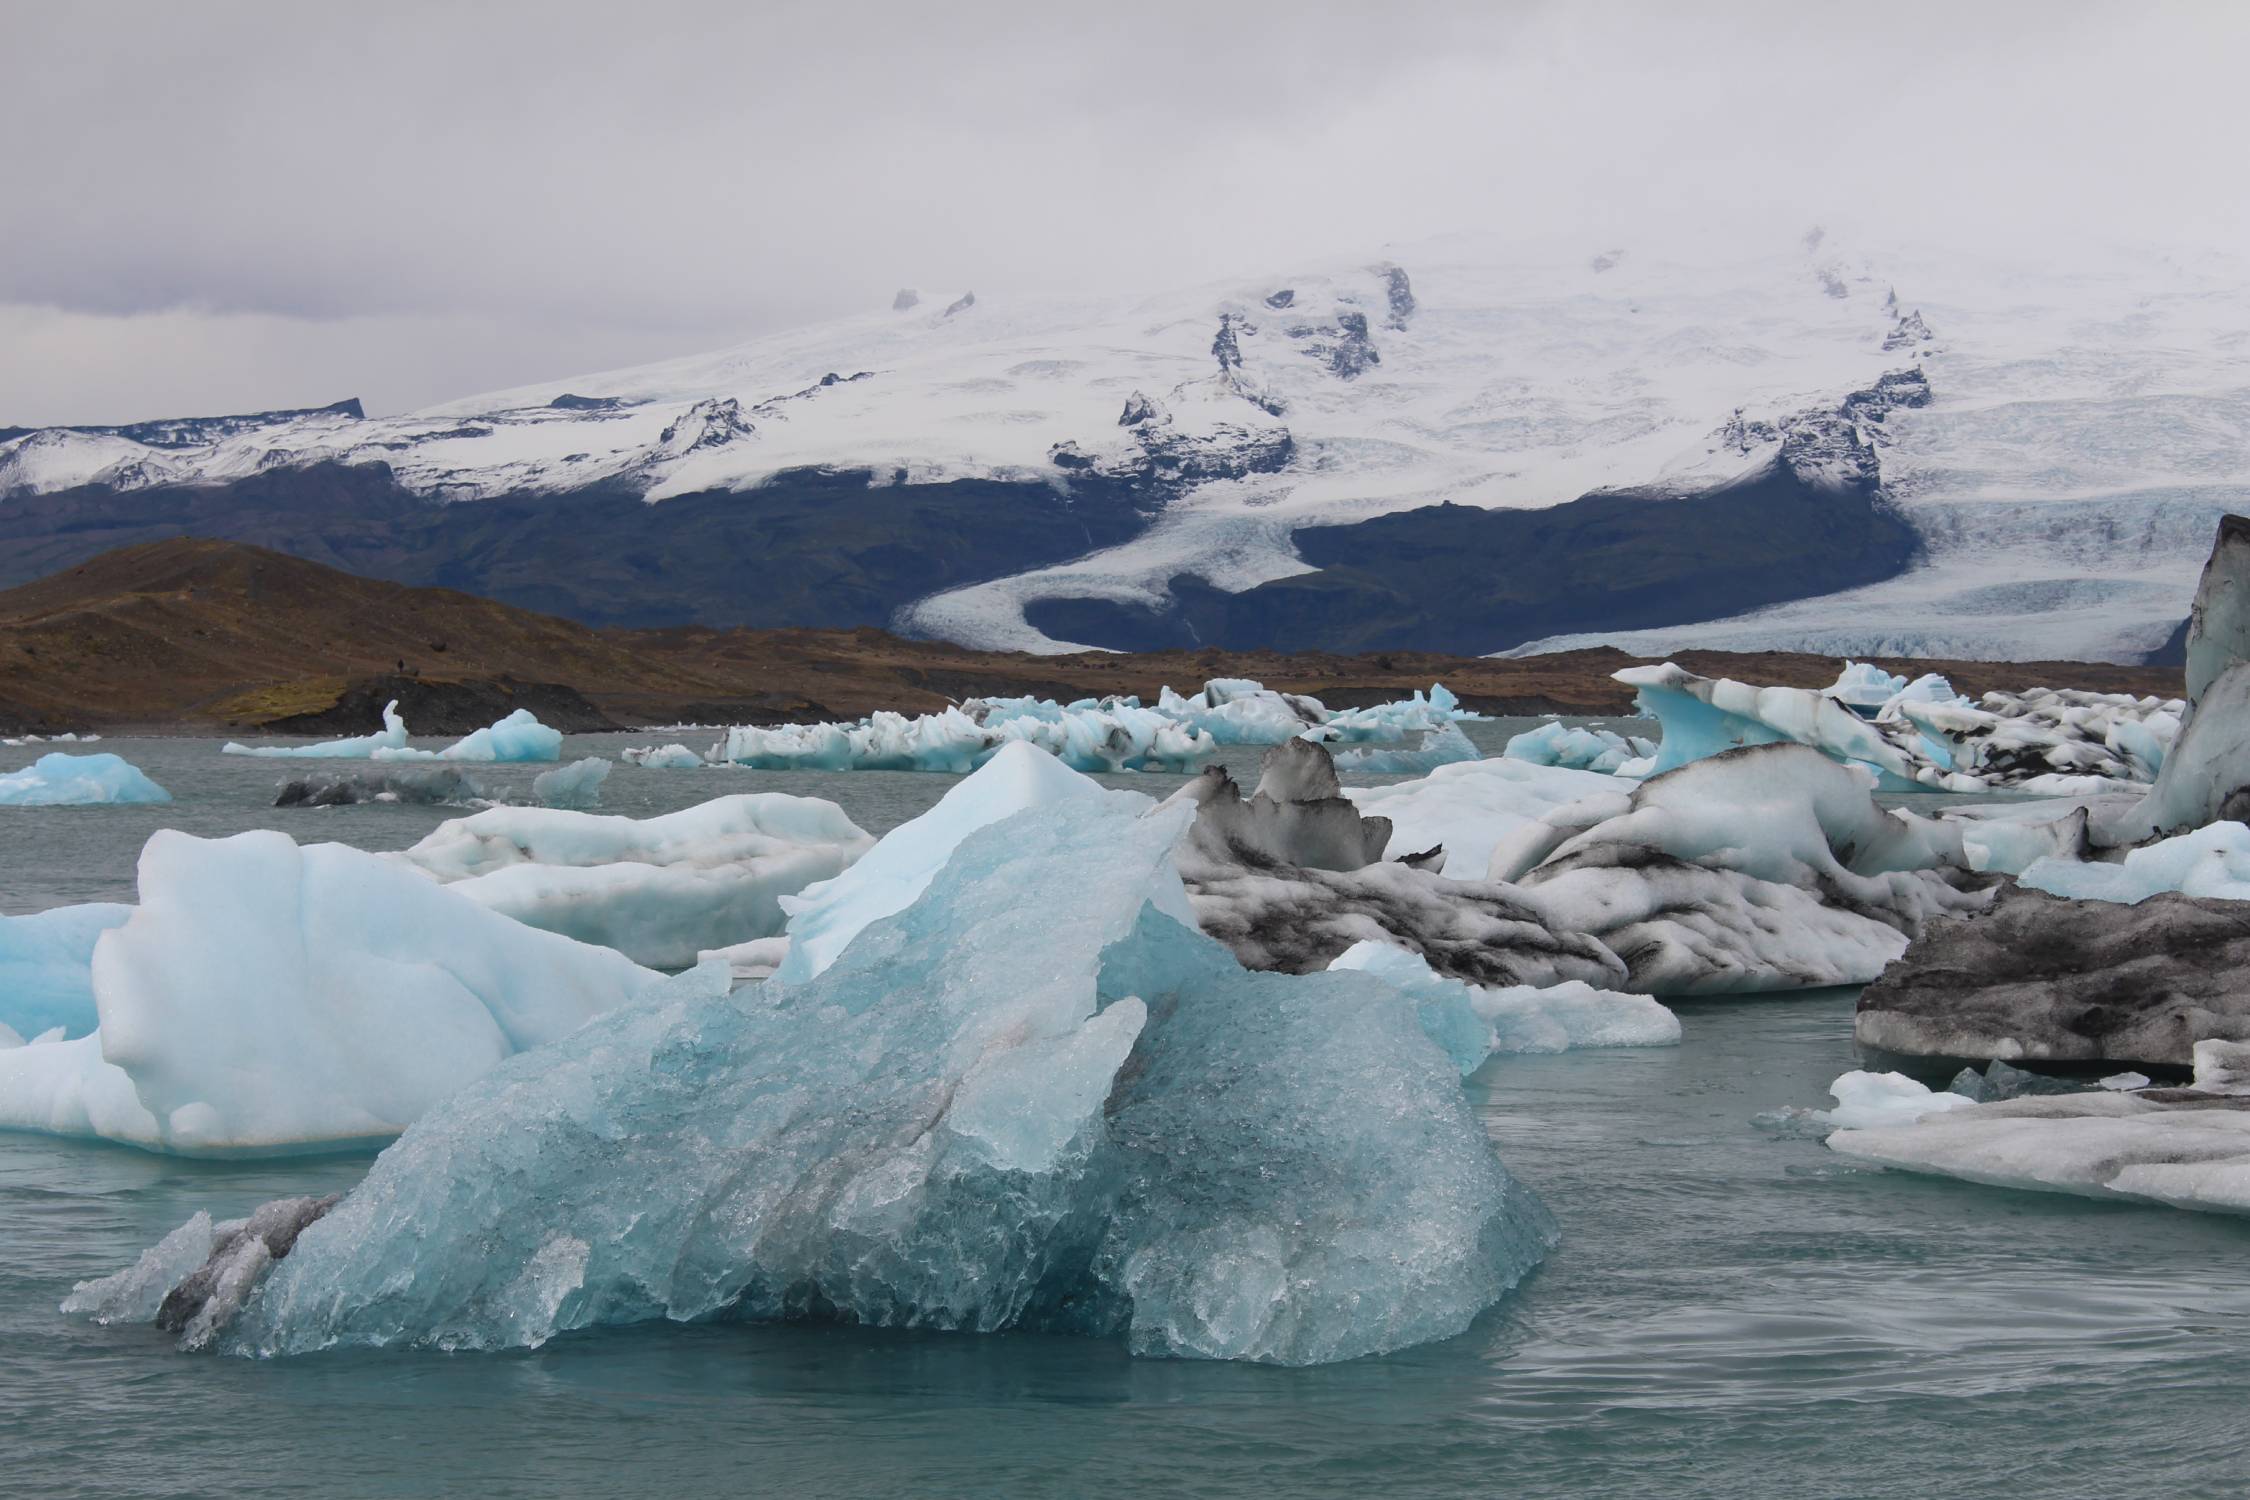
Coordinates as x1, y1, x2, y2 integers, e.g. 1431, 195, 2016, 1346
3, 0, 2245, 421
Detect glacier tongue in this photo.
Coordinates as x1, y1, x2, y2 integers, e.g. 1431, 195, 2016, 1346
125, 786, 1551, 1364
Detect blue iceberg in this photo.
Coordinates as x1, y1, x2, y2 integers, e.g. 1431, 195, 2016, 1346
0, 752, 171, 806
103, 781, 1553, 1364
0, 903, 133, 1041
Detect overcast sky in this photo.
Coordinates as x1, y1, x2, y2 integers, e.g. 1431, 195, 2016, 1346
4, 0, 2244, 424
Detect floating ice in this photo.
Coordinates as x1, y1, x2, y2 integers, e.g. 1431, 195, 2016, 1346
1501, 720, 1653, 774
1854, 883, 2250, 1068
1326, 941, 1677, 1074
1305, 683, 1475, 745
533, 757, 610, 808
107, 788, 1555, 1364
1344, 755, 1624, 879
1173, 741, 1627, 989
1617, 662, 2178, 792
2020, 821, 2250, 904
1829, 1042, 2250, 1216
0, 752, 171, 806
0, 903, 132, 1039
399, 795, 872, 969
1154, 679, 1324, 744
713, 702, 1214, 773
0, 829, 654, 1154
1818, 1071, 1977, 1130
1330, 723, 1481, 775
623, 744, 704, 768
1493, 743, 1991, 993
224, 700, 410, 758
372, 708, 563, 763
773, 741, 1192, 984
273, 768, 492, 807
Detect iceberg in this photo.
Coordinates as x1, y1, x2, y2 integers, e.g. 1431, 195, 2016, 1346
1326, 940, 1678, 1074
1304, 683, 1475, 745
1854, 884, 2250, 1068
273, 768, 492, 807
372, 708, 563, 763
1154, 679, 1324, 745
1501, 720, 1653, 775
1344, 754, 1624, 879
1172, 741, 1627, 989
622, 744, 705, 769
89, 787, 1556, 1364
1329, 723, 1481, 775
1828, 1042, 2250, 1216
398, 795, 874, 969
1616, 662, 2178, 792
532, 756, 610, 808
713, 702, 1215, 774
1492, 743, 1992, 993
0, 829, 654, 1154
2020, 821, 2250, 904
0, 903, 132, 1039
224, 700, 410, 759
0, 751, 171, 806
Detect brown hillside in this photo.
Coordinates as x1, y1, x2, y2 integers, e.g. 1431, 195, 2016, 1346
0, 538, 2185, 733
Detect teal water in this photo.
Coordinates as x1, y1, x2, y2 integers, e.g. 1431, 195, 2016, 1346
2, 729, 2244, 1498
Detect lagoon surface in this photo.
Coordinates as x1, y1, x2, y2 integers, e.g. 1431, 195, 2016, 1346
2, 728, 2244, 1498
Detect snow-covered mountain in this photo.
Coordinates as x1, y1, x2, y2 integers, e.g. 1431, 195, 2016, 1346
4, 231, 2244, 661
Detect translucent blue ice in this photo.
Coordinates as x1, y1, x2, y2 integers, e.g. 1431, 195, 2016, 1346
222, 789, 1553, 1364
0, 903, 131, 1040
0, 752, 172, 806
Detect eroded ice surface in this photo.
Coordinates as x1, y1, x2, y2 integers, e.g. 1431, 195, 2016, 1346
0, 752, 172, 806
112, 789, 1555, 1365
398, 795, 873, 969
1501, 721, 1653, 775
372, 708, 563, 764
1344, 755, 1624, 879
532, 757, 610, 809
0, 830, 654, 1154
0, 903, 133, 1039
223, 701, 410, 759
2020, 821, 2250, 904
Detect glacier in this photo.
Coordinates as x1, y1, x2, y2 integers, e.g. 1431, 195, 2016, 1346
0, 751, 172, 806
0, 829, 653, 1154
79, 785, 1558, 1364
396, 795, 873, 969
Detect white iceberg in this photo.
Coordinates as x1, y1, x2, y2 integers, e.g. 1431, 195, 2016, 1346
1829, 1042, 2250, 1216
0, 829, 654, 1154
1344, 755, 1623, 879
0, 752, 172, 806
622, 744, 705, 769
371, 708, 563, 763
713, 701, 1214, 773
2020, 821, 2250, 904
1326, 940, 1678, 1074
1330, 723, 1481, 775
532, 756, 610, 808
1154, 678, 1324, 745
223, 701, 410, 759
398, 795, 873, 969
1304, 683, 1475, 745
95, 785, 1556, 1365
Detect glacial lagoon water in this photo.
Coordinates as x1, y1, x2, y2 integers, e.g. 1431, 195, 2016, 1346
2, 726, 2245, 1498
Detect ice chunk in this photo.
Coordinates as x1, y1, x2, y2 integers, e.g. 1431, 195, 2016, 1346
1327, 941, 1677, 1073
1829, 1089, 2250, 1216
714, 702, 1215, 773
774, 740, 1190, 983
224, 700, 409, 758
1330, 723, 1481, 774
121, 787, 1552, 1364
1493, 744, 1991, 994
1855, 883, 2250, 1067
2020, 821, 2250, 904
0, 903, 132, 1039
399, 795, 872, 969
1345, 755, 1623, 879
0, 829, 655, 1154
371, 708, 563, 763
533, 757, 610, 808
1155, 679, 1324, 745
623, 744, 705, 768
1305, 683, 1475, 745
0, 752, 171, 806
1502, 720, 1653, 774
1173, 744, 1628, 989
273, 768, 492, 807
1818, 1070, 1977, 1130
62, 1211, 220, 1325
